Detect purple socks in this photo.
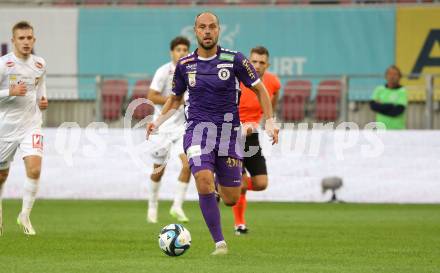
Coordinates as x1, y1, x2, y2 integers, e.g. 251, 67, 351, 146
198, 192, 224, 243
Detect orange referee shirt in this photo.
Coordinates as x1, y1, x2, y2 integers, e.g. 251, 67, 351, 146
239, 71, 281, 124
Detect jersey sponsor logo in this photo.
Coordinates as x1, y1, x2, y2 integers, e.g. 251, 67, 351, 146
226, 157, 242, 168
187, 145, 202, 159
180, 57, 195, 65
6, 61, 14, 67
32, 134, 43, 149
241, 59, 256, 80
217, 63, 233, 69
35, 61, 43, 69
218, 68, 231, 81
186, 63, 197, 71
8, 74, 17, 84
188, 72, 196, 87
219, 53, 234, 62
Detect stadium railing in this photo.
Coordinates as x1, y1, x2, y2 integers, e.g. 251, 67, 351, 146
42, 73, 440, 129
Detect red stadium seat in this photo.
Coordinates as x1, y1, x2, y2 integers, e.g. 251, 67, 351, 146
81, 0, 109, 5
314, 80, 342, 121
275, 0, 309, 4
130, 79, 155, 120
53, 0, 77, 5
172, 0, 196, 5
199, 0, 228, 5
238, 0, 271, 5
101, 79, 128, 121
117, 0, 139, 4
282, 80, 312, 122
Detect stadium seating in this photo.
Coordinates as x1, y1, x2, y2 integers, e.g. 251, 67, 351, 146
101, 79, 128, 121
53, 0, 77, 5
314, 80, 342, 121
198, 0, 228, 5
82, 0, 110, 5
281, 80, 312, 122
31, 0, 439, 5
130, 79, 155, 120
172, 0, 197, 4
118, 0, 139, 4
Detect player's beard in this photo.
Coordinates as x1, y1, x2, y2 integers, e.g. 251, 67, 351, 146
197, 36, 218, 51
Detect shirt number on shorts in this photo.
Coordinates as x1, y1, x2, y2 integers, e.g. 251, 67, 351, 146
32, 134, 43, 149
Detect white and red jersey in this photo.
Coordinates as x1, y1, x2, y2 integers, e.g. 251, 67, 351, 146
150, 61, 186, 135
0, 52, 47, 141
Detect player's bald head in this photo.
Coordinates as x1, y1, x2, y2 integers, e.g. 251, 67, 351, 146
194, 12, 220, 27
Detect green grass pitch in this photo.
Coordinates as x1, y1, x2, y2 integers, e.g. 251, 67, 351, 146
0, 200, 439, 273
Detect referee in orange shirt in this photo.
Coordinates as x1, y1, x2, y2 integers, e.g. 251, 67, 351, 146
233, 46, 281, 235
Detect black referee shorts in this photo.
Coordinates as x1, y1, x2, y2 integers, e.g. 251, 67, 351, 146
243, 133, 267, 177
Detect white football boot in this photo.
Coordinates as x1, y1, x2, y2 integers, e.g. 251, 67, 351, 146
211, 241, 228, 256
17, 213, 36, 236
169, 206, 189, 223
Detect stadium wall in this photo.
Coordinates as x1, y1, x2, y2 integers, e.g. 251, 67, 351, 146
2, 7, 439, 101
3, 128, 440, 203
77, 7, 395, 99
2, 7, 396, 100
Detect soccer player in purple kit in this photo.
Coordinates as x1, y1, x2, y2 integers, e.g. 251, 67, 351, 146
147, 12, 279, 255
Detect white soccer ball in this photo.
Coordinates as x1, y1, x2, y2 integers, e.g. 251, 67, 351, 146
158, 224, 191, 256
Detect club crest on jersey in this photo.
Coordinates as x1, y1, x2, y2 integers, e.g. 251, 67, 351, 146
35, 62, 43, 69
32, 134, 43, 149
218, 68, 230, 81
6, 61, 14, 67
188, 72, 196, 87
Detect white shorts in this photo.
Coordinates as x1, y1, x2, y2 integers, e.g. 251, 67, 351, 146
149, 131, 184, 165
0, 129, 43, 170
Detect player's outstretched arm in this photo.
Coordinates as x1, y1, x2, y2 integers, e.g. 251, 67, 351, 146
146, 94, 182, 139
250, 81, 279, 145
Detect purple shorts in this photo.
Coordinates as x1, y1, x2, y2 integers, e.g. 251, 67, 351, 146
184, 132, 242, 188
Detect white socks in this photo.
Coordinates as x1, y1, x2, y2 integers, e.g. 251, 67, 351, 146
21, 177, 39, 216
172, 180, 189, 210
149, 179, 161, 210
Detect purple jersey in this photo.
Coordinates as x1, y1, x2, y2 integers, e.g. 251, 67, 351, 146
172, 46, 260, 129
172, 47, 260, 159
